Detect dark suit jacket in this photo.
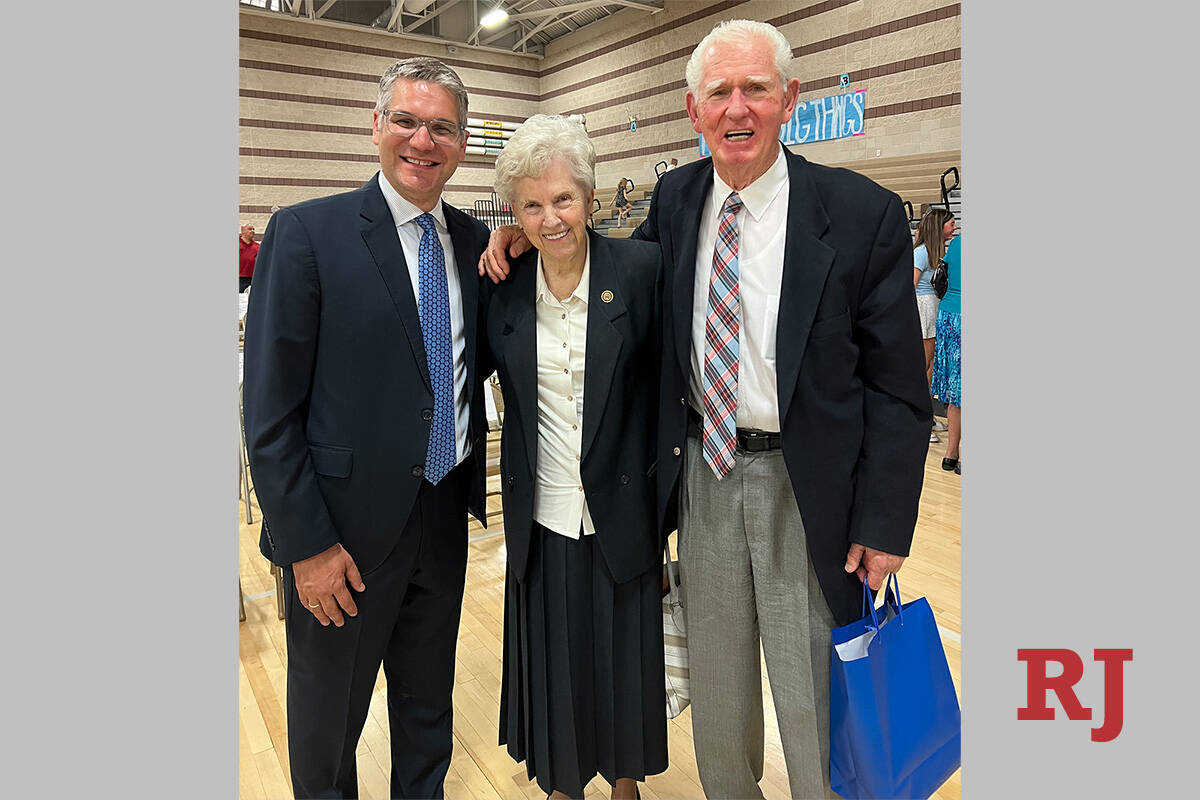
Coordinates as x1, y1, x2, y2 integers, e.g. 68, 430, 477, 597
243, 174, 491, 576
480, 229, 663, 585
635, 148, 931, 626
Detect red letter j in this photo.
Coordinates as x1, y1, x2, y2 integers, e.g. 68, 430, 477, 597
1091, 649, 1133, 742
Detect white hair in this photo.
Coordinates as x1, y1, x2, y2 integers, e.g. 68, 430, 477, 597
685, 19, 793, 96
493, 115, 596, 207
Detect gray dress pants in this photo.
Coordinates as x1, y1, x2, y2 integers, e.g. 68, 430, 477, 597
679, 429, 837, 800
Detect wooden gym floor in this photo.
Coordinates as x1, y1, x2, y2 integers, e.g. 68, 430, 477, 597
238, 425, 961, 800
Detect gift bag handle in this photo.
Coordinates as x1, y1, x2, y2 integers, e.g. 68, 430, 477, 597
861, 573, 905, 632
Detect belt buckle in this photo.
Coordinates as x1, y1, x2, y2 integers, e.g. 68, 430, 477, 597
737, 429, 775, 453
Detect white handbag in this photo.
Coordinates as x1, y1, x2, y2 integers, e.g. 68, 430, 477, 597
662, 551, 690, 718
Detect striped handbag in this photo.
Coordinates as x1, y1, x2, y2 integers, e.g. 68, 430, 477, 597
663, 550, 690, 718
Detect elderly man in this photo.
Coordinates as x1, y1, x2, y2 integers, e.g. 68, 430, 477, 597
244, 57, 490, 799
481, 19, 930, 799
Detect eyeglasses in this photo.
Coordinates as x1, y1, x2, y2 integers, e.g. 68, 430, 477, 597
379, 109, 465, 145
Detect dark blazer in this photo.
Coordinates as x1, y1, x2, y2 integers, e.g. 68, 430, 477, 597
480, 229, 663, 585
243, 174, 491, 575
636, 148, 931, 626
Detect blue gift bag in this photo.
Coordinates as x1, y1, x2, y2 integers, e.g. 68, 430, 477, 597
829, 575, 960, 799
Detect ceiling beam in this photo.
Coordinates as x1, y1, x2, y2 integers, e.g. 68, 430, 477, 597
402, 0, 463, 33
501, 1, 611, 24
511, 12, 563, 49
610, 0, 661, 12
386, 1, 406, 31
314, 0, 339, 19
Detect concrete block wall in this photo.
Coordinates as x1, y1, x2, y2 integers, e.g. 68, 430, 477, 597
539, 0, 960, 197
239, 1, 959, 232
238, 7, 539, 233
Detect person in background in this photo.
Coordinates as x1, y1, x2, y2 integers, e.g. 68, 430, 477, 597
483, 113, 667, 800
912, 207, 956, 442
239, 222, 258, 293
931, 233, 962, 474
612, 177, 634, 227
666, 158, 678, 171
479, 19, 930, 799
243, 56, 491, 799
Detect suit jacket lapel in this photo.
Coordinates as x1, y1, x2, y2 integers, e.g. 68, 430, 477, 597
581, 231, 625, 461
670, 161, 713, 385
444, 203, 480, 409
500, 249, 539, 474
359, 176, 431, 392
776, 151, 835, 424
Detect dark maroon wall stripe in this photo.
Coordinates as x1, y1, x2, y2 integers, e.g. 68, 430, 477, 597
792, 4, 960, 57
239, 89, 527, 123
241, 117, 371, 136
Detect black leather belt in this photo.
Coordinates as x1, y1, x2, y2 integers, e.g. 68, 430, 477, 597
687, 407, 782, 452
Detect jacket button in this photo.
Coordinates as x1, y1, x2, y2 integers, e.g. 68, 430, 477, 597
620, 474, 630, 485
680, 397, 685, 406
507, 474, 515, 486
411, 465, 424, 478
673, 447, 681, 456
421, 408, 433, 421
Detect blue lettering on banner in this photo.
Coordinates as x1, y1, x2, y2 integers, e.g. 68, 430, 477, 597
699, 89, 867, 156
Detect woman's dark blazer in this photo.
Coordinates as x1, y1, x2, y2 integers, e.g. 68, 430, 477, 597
479, 228, 663, 584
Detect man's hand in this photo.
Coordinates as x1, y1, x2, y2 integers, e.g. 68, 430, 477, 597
844, 543, 906, 591
477, 224, 531, 283
292, 543, 365, 627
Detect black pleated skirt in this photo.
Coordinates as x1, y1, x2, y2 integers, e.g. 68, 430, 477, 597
499, 523, 668, 797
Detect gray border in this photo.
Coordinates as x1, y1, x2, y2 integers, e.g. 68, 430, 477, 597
4, 2, 235, 796
965, 2, 1197, 796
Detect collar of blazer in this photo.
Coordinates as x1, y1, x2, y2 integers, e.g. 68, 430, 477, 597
497, 228, 629, 471
665, 148, 836, 428
356, 173, 480, 401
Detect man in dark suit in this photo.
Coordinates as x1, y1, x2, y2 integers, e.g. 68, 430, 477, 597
480, 19, 930, 799
243, 57, 490, 799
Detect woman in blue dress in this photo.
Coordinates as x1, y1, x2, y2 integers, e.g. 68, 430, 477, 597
913, 208, 955, 442
930, 233, 962, 473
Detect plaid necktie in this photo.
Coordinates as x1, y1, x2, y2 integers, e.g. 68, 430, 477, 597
414, 213, 456, 484
702, 192, 742, 479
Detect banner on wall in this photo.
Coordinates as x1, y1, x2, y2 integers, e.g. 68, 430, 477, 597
699, 89, 866, 156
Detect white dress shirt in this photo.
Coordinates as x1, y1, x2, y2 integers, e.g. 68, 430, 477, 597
689, 146, 789, 432
532, 249, 597, 539
378, 173, 471, 464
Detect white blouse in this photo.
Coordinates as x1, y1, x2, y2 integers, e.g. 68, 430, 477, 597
532, 249, 596, 538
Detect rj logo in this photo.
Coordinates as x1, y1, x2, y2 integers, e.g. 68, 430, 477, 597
1017, 648, 1133, 742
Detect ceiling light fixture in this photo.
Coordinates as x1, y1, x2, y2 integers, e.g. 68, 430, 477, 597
480, 6, 509, 27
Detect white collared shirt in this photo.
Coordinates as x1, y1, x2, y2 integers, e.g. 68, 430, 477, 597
532, 248, 596, 538
689, 146, 789, 432
377, 173, 471, 464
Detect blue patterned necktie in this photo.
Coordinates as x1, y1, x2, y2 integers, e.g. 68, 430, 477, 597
414, 212, 456, 484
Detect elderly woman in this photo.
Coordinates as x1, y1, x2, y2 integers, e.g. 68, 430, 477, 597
481, 114, 667, 800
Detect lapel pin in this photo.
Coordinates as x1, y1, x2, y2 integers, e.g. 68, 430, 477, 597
601, 290, 614, 304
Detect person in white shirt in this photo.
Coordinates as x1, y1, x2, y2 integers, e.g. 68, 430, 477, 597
244, 57, 492, 799
480, 114, 666, 800
479, 20, 930, 800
